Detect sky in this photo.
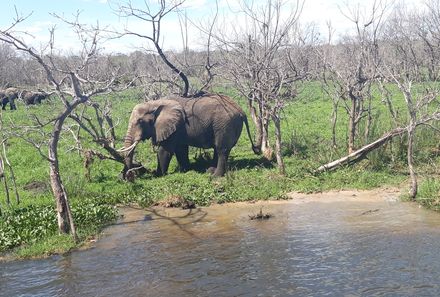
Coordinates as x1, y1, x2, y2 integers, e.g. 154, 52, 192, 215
0, 0, 424, 54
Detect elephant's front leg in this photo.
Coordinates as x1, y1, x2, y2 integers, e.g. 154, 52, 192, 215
156, 146, 174, 176
10, 99, 16, 110
175, 145, 190, 172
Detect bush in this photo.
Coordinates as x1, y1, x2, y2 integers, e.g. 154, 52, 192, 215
0, 198, 118, 252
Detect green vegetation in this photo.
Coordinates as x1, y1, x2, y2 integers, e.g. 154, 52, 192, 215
1, 84, 439, 258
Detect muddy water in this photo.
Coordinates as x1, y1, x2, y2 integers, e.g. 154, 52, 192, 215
2, 189, 440, 296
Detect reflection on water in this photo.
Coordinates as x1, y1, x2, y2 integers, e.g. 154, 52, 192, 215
2, 190, 440, 296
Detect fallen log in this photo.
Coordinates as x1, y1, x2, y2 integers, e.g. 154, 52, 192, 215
316, 127, 407, 173
316, 111, 440, 173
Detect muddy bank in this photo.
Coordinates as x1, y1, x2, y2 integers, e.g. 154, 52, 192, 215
117, 188, 401, 225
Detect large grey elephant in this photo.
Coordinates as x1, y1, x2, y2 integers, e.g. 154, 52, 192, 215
121, 94, 260, 180
0, 87, 19, 110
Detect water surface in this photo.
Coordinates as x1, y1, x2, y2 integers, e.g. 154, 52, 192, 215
2, 189, 440, 296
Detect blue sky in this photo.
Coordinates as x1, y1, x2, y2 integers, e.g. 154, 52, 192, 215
0, 0, 216, 52
0, 0, 423, 54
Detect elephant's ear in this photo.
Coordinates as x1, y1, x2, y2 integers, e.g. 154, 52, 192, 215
154, 102, 184, 143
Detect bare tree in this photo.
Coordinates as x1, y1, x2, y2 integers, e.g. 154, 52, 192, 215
380, 2, 440, 199
114, 0, 194, 97
414, 0, 440, 81
212, 0, 305, 173
67, 96, 148, 180
317, 2, 440, 199
320, 1, 386, 153
0, 12, 122, 238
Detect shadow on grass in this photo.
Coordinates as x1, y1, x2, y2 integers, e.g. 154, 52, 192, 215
188, 156, 274, 173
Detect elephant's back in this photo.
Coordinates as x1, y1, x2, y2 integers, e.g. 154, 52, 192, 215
180, 94, 244, 148
5, 88, 18, 96
179, 94, 244, 117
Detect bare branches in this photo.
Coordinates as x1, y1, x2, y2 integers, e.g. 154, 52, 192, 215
114, 0, 190, 96
212, 0, 307, 172
0, 10, 129, 238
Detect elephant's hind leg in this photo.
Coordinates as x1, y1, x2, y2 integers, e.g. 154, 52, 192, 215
206, 148, 218, 174
213, 148, 230, 177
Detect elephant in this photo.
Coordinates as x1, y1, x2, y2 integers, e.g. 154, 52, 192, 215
0, 87, 19, 110
20, 90, 51, 105
121, 94, 260, 180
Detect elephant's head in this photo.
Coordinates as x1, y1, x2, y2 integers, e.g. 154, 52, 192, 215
121, 99, 184, 180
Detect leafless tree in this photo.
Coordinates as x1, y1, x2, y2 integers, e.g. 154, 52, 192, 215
414, 0, 440, 81
212, 0, 306, 174
0, 12, 123, 239
113, 0, 195, 97
380, 2, 440, 199
320, 1, 386, 154
0, 109, 20, 206
317, 2, 440, 197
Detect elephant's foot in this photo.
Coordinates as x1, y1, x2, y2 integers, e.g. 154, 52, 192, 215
207, 166, 225, 177
213, 169, 225, 177
206, 167, 216, 175
153, 169, 166, 177
124, 171, 135, 182
178, 165, 190, 173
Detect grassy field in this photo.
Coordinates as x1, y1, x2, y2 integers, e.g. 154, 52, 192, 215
1, 82, 439, 257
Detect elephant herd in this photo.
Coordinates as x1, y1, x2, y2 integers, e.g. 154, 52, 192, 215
0, 87, 51, 110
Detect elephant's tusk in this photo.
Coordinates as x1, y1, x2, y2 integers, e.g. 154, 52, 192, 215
117, 141, 138, 154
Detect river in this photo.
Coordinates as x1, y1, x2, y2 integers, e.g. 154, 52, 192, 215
1, 189, 440, 296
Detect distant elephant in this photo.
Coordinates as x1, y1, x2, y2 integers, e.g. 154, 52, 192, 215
21, 90, 51, 105
121, 94, 260, 180
0, 87, 19, 110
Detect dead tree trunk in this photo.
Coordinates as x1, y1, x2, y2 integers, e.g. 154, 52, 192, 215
403, 90, 418, 199
348, 97, 358, 154
316, 111, 440, 173
407, 120, 417, 198
331, 98, 339, 148
273, 115, 285, 175
2, 141, 19, 204
316, 127, 407, 173
49, 114, 77, 241
0, 156, 9, 206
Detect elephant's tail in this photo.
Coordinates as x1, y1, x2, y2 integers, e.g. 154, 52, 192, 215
242, 114, 261, 155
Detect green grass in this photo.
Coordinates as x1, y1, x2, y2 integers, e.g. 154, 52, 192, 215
12, 233, 77, 259
1, 83, 439, 258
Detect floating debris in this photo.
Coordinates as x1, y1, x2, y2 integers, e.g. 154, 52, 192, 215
360, 209, 380, 216
249, 207, 272, 220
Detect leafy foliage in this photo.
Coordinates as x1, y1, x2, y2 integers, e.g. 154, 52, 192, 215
0, 198, 117, 252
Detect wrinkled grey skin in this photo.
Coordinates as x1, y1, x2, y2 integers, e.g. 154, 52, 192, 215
0, 87, 19, 110
123, 94, 259, 180
21, 90, 50, 105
